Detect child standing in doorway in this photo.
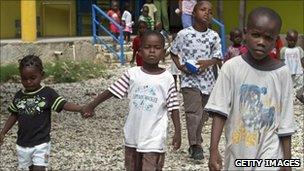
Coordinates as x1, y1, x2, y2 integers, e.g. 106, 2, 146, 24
82, 30, 181, 171
0, 55, 83, 170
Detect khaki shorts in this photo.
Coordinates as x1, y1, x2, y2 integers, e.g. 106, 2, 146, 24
124, 146, 165, 171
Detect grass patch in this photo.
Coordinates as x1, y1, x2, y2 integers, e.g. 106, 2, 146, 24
0, 63, 19, 82
0, 60, 107, 83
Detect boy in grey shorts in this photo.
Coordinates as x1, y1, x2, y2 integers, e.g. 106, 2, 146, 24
170, 0, 222, 160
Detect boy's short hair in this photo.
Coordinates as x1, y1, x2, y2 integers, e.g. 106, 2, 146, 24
141, 30, 165, 48
287, 29, 298, 36
19, 55, 43, 72
247, 7, 282, 31
229, 28, 242, 37
193, 0, 211, 13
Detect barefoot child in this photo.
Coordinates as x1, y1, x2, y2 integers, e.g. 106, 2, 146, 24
82, 30, 181, 170
205, 7, 297, 171
0, 55, 83, 170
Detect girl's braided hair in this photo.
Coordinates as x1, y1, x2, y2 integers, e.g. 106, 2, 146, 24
19, 55, 44, 72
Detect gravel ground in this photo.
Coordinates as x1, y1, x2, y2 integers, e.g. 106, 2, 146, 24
0, 64, 303, 170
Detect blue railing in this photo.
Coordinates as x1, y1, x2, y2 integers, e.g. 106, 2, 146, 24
212, 18, 226, 56
92, 4, 125, 64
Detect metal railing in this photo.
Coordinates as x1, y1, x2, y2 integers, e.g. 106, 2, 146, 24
212, 18, 226, 56
92, 4, 125, 64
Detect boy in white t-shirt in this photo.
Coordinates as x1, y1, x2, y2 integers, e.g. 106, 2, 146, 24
82, 30, 181, 171
280, 29, 304, 90
205, 7, 297, 171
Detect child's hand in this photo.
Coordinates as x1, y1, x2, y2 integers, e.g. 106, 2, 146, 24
81, 105, 95, 118
178, 65, 191, 74
172, 131, 181, 150
196, 60, 209, 70
209, 148, 223, 171
0, 133, 4, 146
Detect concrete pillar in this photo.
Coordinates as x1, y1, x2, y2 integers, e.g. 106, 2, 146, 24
21, 0, 36, 42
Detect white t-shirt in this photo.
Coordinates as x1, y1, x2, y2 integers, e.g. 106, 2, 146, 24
280, 46, 304, 75
108, 67, 179, 153
182, 0, 197, 15
122, 10, 132, 27
205, 56, 297, 170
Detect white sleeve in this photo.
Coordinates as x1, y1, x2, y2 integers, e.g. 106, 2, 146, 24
108, 71, 130, 99
170, 31, 182, 56
210, 32, 223, 60
204, 64, 232, 117
277, 69, 297, 136
166, 83, 179, 112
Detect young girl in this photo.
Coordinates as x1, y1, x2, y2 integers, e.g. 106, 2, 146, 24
130, 21, 148, 66
82, 30, 181, 171
107, 1, 121, 38
121, 2, 133, 43
224, 28, 247, 62
138, 6, 154, 30
0, 55, 83, 170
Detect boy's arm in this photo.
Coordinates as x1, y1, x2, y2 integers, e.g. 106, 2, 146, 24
279, 136, 292, 171
197, 58, 222, 70
0, 115, 17, 145
63, 102, 82, 113
209, 112, 226, 171
280, 136, 291, 159
171, 52, 190, 74
171, 109, 181, 150
82, 90, 114, 117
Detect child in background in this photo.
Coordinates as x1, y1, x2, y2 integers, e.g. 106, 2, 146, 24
121, 2, 133, 44
269, 36, 284, 59
143, 0, 157, 30
0, 55, 83, 170
107, 1, 121, 48
280, 29, 304, 91
205, 7, 297, 171
130, 21, 148, 66
82, 30, 181, 171
139, 6, 154, 30
170, 1, 222, 160
224, 28, 247, 62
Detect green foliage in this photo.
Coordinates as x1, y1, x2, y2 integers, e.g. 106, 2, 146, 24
0, 63, 19, 82
0, 60, 107, 83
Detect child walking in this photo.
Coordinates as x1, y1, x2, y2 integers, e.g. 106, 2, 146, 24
139, 6, 154, 30
280, 29, 304, 91
121, 2, 133, 44
205, 7, 297, 171
107, 1, 121, 48
130, 21, 148, 66
224, 28, 247, 62
0, 55, 83, 170
82, 30, 181, 171
170, 1, 222, 160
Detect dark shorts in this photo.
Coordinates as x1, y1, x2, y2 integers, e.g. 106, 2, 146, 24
125, 146, 165, 171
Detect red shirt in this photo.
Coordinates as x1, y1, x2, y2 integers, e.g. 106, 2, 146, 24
269, 38, 284, 59
107, 10, 121, 33
132, 36, 143, 66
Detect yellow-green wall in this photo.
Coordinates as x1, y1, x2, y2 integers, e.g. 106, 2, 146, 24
0, 0, 76, 39
0, 0, 21, 39
246, 1, 303, 34
210, 0, 303, 34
